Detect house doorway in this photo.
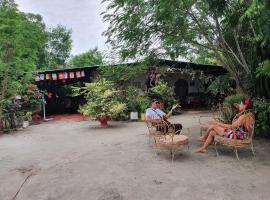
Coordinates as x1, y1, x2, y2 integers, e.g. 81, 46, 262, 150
174, 79, 188, 100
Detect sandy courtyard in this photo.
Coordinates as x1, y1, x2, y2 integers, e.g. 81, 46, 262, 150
1, 112, 270, 200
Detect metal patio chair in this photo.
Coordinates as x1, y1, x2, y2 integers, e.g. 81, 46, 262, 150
153, 121, 189, 162
214, 124, 255, 160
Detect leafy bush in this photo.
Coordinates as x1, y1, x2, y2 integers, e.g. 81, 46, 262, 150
256, 60, 270, 78
136, 96, 149, 113
125, 85, 140, 111
148, 81, 176, 111
224, 94, 247, 106
73, 79, 126, 118
218, 94, 247, 123
217, 104, 235, 123
124, 86, 151, 114
253, 98, 270, 137
99, 63, 148, 84
23, 112, 33, 121
208, 75, 235, 96
21, 84, 44, 114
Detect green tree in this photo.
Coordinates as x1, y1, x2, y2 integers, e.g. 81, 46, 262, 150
0, 0, 17, 8
244, 0, 270, 98
0, 0, 47, 110
99, 62, 148, 86
67, 48, 104, 67
48, 24, 72, 68
102, 0, 269, 94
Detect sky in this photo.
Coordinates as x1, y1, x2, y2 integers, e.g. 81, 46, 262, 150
16, 0, 109, 56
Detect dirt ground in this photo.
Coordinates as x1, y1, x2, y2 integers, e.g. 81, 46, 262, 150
1, 111, 270, 200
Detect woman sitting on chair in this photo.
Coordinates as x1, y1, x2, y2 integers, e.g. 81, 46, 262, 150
196, 98, 255, 153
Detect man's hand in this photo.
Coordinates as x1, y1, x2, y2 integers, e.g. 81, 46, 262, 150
172, 104, 178, 110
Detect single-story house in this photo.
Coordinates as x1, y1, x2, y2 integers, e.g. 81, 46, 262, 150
35, 59, 226, 114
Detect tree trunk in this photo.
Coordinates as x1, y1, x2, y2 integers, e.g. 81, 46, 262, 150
233, 73, 245, 94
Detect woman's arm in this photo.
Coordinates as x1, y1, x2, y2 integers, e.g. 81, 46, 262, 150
213, 116, 244, 129
207, 119, 232, 129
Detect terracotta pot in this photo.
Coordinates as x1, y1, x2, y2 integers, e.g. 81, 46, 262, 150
96, 116, 111, 128
32, 112, 41, 121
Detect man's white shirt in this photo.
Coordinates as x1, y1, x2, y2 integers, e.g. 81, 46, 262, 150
145, 108, 166, 119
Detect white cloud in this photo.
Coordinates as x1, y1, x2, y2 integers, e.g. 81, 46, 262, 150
16, 0, 109, 55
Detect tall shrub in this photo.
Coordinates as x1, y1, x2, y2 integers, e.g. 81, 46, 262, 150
73, 79, 126, 119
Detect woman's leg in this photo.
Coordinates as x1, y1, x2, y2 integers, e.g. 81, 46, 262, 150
196, 131, 216, 152
198, 123, 227, 141
197, 125, 215, 142
196, 126, 226, 153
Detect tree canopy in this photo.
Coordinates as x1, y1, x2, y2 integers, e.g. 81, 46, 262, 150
67, 48, 104, 68
0, 1, 48, 101
102, 0, 270, 96
47, 24, 73, 68
0, 0, 74, 110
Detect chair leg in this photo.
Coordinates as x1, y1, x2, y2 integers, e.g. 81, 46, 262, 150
234, 147, 240, 160
250, 142, 255, 157
171, 150, 174, 163
214, 141, 219, 157
154, 144, 159, 157
153, 138, 158, 157
155, 148, 158, 157
148, 135, 151, 144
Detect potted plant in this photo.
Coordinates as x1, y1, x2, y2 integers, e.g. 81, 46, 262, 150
21, 84, 44, 121
73, 79, 126, 128
22, 111, 32, 128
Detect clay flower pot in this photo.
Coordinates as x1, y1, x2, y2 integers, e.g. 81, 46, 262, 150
96, 116, 111, 128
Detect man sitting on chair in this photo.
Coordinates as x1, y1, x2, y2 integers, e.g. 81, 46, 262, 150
145, 99, 182, 134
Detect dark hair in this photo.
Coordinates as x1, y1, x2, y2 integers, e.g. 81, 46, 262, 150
150, 99, 159, 105
151, 99, 158, 103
